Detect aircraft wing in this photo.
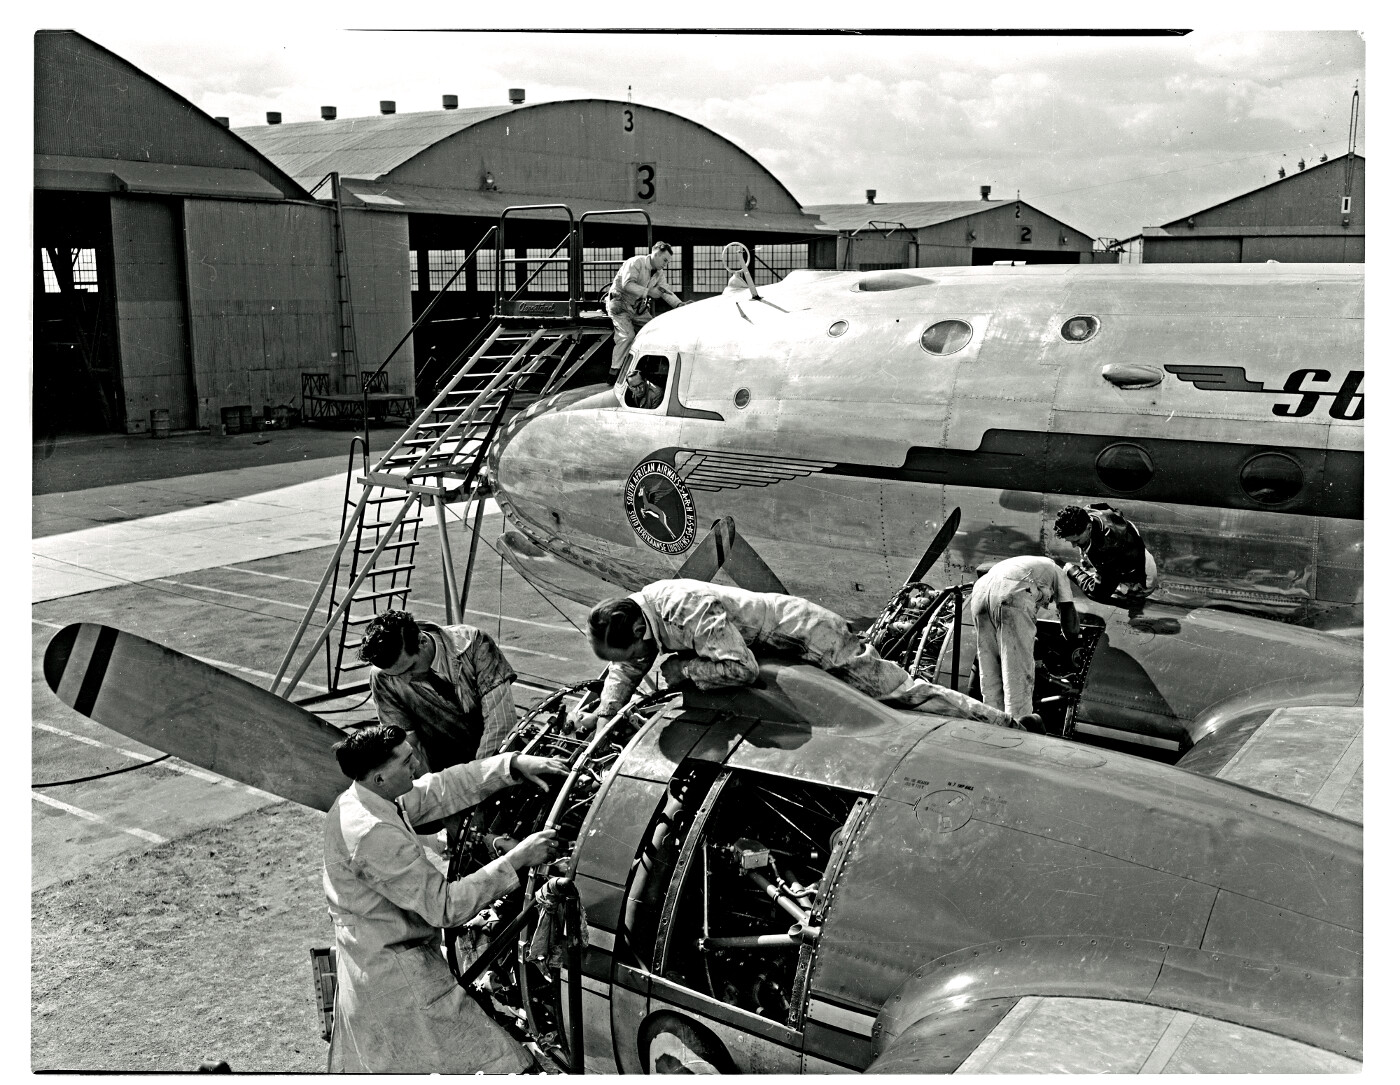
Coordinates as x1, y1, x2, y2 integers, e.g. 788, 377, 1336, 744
866, 934, 1359, 1073
1175, 706, 1362, 822
869, 993, 1360, 1073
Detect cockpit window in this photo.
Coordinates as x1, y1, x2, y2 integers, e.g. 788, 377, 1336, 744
920, 320, 973, 356
622, 355, 670, 410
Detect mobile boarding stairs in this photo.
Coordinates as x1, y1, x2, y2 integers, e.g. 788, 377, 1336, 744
271, 205, 657, 700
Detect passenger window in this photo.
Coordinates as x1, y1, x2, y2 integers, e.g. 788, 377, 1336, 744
1061, 316, 1100, 342
1095, 443, 1154, 493
621, 354, 670, 410
652, 768, 866, 1026
920, 320, 973, 356
1240, 452, 1305, 505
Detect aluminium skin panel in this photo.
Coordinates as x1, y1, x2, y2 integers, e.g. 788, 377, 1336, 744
806, 720, 1360, 1017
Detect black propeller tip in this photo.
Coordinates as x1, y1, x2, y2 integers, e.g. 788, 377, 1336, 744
42, 623, 81, 694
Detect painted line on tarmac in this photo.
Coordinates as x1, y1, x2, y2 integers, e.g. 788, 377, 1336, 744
32, 618, 329, 694
228, 565, 580, 633
32, 792, 168, 844
33, 720, 278, 801
153, 578, 574, 661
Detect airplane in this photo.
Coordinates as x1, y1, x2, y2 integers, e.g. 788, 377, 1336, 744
486, 260, 1363, 754
43, 620, 1362, 1074
39, 258, 1364, 1073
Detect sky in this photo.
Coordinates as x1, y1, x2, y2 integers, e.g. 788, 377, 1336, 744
30, 14, 1366, 244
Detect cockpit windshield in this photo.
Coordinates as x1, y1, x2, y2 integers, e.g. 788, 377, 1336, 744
620, 354, 671, 410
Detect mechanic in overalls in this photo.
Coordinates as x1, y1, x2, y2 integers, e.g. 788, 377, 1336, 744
606, 241, 683, 376
569, 579, 1034, 731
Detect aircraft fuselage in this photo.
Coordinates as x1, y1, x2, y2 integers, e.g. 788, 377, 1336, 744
488, 263, 1363, 746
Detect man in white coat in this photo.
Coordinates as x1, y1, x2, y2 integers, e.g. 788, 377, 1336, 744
323, 723, 565, 1073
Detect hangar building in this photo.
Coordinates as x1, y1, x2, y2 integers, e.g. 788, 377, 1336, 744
236, 99, 824, 396
34, 30, 345, 437
33, 30, 825, 436
1114, 155, 1365, 263
804, 189, 1095, 268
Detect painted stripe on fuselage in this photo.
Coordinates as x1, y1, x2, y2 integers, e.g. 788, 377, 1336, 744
821, 429, 1360, 520
807, 1000, 876, 1037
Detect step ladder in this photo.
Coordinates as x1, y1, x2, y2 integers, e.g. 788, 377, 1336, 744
273, 322, 612, 698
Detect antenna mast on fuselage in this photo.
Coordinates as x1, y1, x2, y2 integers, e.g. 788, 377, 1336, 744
1343, 83, 1360, 218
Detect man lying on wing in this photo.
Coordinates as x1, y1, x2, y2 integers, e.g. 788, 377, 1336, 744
569, 579, 1034, 731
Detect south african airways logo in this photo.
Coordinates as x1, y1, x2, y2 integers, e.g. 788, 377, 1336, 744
624, 460, 697, 555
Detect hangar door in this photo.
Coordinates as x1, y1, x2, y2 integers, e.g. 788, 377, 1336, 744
34, 192, 124, 436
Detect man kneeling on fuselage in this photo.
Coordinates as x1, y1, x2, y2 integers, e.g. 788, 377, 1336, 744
323, 723, 565, 1073
569, 579, 1029, 731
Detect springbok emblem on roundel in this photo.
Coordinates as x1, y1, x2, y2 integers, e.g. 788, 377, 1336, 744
624, 460, 697, 555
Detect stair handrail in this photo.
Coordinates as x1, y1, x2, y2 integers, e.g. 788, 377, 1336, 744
500, 234, 573, 303
576, 209, 654, 305
326, 435, 370, 688
495, 204, 576, 314
361, 224, 499, 456
368, 324, 509, 472
369, 328, 549, 480
375, 334, 563, 486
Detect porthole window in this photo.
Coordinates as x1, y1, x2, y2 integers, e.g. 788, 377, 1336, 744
1239, 452, 1304, 505
827, 320, 848, 337
1061, 316, 1100, 342
1095, 443, 1154, 493
734, 388, 751, 408
920, 320, 973, 356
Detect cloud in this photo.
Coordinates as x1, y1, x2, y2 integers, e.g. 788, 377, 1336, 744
65, 27, 1364, 240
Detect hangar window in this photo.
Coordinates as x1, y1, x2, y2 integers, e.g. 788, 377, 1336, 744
40, 248, 99, 293
1239, 452, 1305, 505
646, 766, 867, 1028
421, 250, 469, 292
524, 248, 569, 293
752, 244, 809, 287
1095, 443, 1154, 493
475, 250, 496, 292
1061, 316, 1099, 342
920, 320, 973, 356
692, 246, 731, 294
582, 247, 624, 293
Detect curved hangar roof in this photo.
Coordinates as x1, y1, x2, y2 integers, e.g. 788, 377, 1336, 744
237, 100, 821, 234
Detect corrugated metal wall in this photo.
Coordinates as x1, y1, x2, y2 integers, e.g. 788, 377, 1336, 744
918, 204, 1092, 264
340, 210, 415, 392
36, 31, 304, 198
110, 198, 194, 430
1242, 235, 1364, 262
400, 102, 804, 215
1143, 237, 1243, 262
182, 201, 339, 426
1142, 158, 1364, 264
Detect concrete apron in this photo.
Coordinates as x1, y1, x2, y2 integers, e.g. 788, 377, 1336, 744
32, 462, 499, 603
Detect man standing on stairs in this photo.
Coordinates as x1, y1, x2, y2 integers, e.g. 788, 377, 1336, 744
607, 241, 683, 376
360, 610, 520, 768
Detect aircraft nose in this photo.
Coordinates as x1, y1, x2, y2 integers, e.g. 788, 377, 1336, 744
487, 398, 568, 539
